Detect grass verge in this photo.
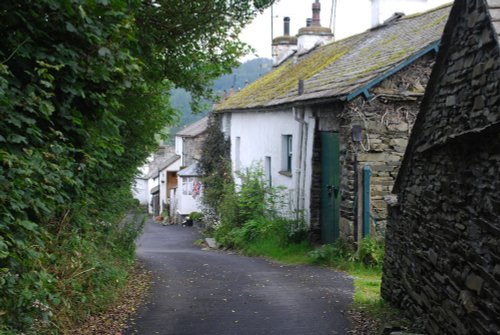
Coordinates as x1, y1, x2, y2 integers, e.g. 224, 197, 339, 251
242, 236, 311, 264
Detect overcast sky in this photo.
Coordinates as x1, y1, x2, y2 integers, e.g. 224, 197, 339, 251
240, 0, 451, 60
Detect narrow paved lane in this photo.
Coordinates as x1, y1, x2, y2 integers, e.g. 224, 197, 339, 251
126, 219, 353, 335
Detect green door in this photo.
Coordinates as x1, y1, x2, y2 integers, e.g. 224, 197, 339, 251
320, 132, 341, 244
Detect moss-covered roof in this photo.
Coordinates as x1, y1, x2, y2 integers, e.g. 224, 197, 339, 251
216, 5, 451, 112
272, 36, 298, 45
298, 26, 333, 35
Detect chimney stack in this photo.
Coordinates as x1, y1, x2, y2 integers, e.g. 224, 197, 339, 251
371, 0, 381, 27
312, 0, 321, 27
284, 16, 290, 36
297, 1, 333, 55
272, 17, 298, 66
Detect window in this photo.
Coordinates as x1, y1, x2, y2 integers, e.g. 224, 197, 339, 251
265, 156, 272, 186
281, 135, 293, 173
182, 177, 194, 195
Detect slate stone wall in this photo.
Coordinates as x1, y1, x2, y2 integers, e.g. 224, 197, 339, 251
309, 56, 434, 242
183, 133, 207, 167
382, 1, 500, 333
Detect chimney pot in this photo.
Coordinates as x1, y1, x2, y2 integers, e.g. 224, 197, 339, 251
306, 18, 312, 27
284, 17, 290, 36
312, 0, 321, 27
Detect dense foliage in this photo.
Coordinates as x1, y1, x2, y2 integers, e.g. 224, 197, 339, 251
308, 237, 385, 269
0, 0, 273, 333
198, 117, 232, 214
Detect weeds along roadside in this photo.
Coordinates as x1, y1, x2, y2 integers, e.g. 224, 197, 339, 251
46, 203, 147, 332
0, 190, 146, 335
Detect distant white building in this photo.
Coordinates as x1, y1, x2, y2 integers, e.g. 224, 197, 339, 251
132, 145, 180, 216
171, 117, 208, 222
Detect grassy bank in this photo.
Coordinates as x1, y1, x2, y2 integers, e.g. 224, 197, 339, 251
0, 201, 146, 335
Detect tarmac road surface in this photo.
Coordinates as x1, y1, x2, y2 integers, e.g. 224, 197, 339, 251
125, 219, 353, 335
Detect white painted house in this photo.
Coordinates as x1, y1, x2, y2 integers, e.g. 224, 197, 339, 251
226, 110, 316, 216
171, 117, 209, 222
174, 163, 203, 220
157, 154, 181, 215
215, 1, 451, 243
132, 145, 180, 216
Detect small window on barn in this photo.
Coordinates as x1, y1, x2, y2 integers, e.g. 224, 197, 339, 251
281, 135, 292, 175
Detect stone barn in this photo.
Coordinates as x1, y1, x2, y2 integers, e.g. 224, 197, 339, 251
381, 0, 500, 334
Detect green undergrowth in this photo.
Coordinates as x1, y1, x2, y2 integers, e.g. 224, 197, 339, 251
238, 235, 312, 264
48, 204, 147, 331
0, 191, 146, 334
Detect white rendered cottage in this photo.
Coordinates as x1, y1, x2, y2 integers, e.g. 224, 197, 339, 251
216, 1, 451, 243
171, 117, 208, 222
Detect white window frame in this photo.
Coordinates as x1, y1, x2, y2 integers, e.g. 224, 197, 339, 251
182, 177, 194, 195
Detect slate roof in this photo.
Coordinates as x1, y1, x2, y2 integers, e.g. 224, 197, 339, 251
178, 163, 201, 177
176, 116, 208, 137
394, 0, 500, 192
216, 4, 451, 112
487, 0, 500, 39
158, 154, 180, 172
145, 153, 180, 179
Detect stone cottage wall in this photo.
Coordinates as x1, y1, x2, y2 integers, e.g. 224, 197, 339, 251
382, 1, 500, 333
183, 133, 207, 167
383, 132, 500, 334
309, 56, 434, 242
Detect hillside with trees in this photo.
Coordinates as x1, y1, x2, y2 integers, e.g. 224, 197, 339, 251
168, 58, 272, 138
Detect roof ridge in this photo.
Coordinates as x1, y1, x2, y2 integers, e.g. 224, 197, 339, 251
401, 2, 453, 21
176, 115, 209, 137
331, 3, 452, 45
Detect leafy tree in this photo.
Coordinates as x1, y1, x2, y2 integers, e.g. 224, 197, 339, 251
0, 0, 274, 332
136, 1, 273, 109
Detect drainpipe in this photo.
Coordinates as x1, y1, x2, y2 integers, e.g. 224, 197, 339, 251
157, 169, 161, 216
353, 152, 359, 241
293, 107, 308, 217
182, 137, 186, 166
363, 165, 372, 236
